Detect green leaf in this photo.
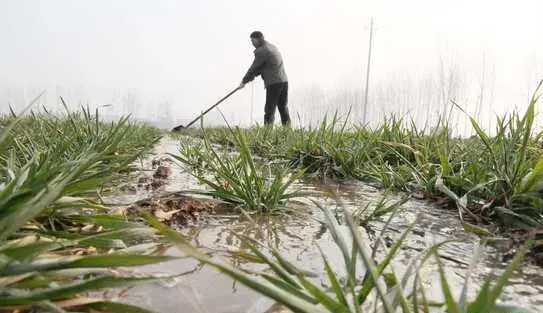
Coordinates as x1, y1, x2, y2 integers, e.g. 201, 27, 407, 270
64, 214, 142, 230
435, 255, 460, 313
469, 281, 492, 313
0, 239, 63, 261
271, 248, 318, 278
318, 245, 349, 308
358, 219, 415, 302
468, 115, 500, 175
487, 237, 533, 310
343, 208, 395, 313
494, 207, 540, 228
1, 255, 176, 277
296, 274, 350, 313
520, 156, 543, 193
228, 251, 266, 264
462, 223, 492, 237
242, 239, 302, 289
386, 271, 412, 313
0, 91, 45, 150
459, 244, 484, 312
261, 273, 318, 305
1, 276, 165, 305
399, 240, 459, 290
313, 201, 351, 272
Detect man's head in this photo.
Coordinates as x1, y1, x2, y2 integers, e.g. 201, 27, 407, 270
250, 31, 264, 48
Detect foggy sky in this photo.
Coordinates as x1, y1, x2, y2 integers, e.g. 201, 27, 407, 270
1, 0, 542, 133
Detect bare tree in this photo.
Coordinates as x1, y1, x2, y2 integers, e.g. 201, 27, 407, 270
362, 18, 375, 125
476, 52, 486, 123
438, 52, 460, 122
123, 92, 140, 119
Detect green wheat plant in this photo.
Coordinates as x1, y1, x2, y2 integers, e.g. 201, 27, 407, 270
172, 125, 305, 213
0, 101, 171, 313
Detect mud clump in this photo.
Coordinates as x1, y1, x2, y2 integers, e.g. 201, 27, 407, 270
147, 166, 171, 190
534, 252, 543, 266
129, 165, 173, 191
127, 193, 229, 227
138, 176, 150, 185
151, 157, 174, 169
533, 229, 543, 266
500, 228, 543, 267
153, 166, 172, 179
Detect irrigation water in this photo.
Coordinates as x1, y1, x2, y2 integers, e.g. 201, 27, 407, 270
108, 137, 543, 313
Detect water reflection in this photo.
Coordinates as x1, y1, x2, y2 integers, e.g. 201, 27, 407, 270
112, 138, 543, 313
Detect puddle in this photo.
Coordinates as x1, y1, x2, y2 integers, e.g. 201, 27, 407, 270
104, 137, 543, 313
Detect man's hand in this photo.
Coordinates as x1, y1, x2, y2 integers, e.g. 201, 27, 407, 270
238, 82, 246, 90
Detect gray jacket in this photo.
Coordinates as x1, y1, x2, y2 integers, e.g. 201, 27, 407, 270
242, 41, 288, 87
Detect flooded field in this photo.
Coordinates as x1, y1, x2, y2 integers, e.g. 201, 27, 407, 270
107, 137, 543, 313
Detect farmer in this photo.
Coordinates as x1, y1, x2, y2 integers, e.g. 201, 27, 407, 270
239, 31, 290, 126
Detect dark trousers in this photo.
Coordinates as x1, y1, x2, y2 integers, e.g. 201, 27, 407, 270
264, 82, 290, 126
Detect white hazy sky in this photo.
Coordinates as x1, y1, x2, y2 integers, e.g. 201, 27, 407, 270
1, 0, 542, 131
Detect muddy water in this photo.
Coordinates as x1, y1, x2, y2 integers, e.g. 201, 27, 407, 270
107, 137, 543, 313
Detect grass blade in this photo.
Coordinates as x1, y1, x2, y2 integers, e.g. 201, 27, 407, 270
435, 255, 460, 313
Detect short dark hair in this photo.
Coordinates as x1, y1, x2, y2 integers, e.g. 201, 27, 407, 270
250, 31, 264, 39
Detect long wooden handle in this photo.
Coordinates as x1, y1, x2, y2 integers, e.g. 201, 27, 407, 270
184, 86, 242, 128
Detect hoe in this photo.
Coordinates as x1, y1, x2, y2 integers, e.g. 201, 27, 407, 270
172, 86, 242, 131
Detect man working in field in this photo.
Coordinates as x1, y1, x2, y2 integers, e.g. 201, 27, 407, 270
239, 31, 290, 126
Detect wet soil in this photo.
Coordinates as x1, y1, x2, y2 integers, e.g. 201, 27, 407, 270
103, 137, 543, 313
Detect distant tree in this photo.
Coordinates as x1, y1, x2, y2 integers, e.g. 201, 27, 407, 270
438, 53, 460, 122
122, 91, 140, 119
